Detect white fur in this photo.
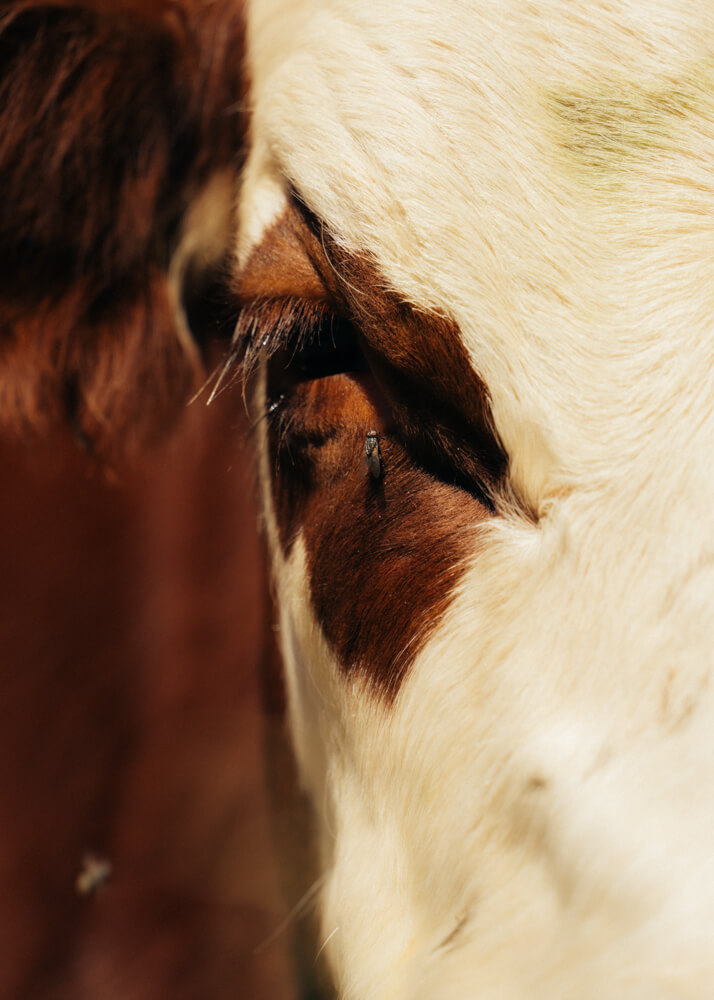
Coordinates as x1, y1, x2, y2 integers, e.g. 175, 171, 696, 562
241, 2, 714, 996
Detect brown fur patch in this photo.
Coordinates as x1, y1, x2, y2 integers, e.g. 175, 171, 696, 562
269, 373, 491, 700
0, 0, 246, 455
322, 238, 507, 504
245, 202, 504, 699
240, 203, 506, 503
236, 205, 327, 302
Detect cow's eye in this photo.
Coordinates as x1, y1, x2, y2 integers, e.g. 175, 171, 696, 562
269, 306, 367, 385
225, 268, 504, 519
208, 296, 366, 404
217, 295, 377, 416
223, 291, 501, 510
222, 297, 360, 379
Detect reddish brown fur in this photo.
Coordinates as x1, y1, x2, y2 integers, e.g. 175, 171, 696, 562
269, 372, 492, 700
0, 0, 246, 456
235, 205, 327, 303
240, 202, 504, 699
0, 276, 198, 455
322, 239, 507, 505
0, 392, 297, 1000
238, 203, 507, 503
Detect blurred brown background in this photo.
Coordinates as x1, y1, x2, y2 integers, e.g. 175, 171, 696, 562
0, 387, 299, 999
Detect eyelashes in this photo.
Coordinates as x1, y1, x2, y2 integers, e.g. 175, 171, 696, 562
206, 296, 331, 403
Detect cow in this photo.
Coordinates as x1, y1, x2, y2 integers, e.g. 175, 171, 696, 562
3, 0, 714, 997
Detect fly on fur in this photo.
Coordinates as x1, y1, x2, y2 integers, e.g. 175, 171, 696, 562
364, 429, 381, 479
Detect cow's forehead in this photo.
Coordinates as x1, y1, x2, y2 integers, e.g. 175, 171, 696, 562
242, 0, 714, 511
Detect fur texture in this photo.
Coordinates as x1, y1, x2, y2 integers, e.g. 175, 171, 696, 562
0, 0, 245, 455
239, 1, 714, 997
5, 0, 714, 996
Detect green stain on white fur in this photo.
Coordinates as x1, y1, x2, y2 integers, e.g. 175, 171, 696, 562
544, 64, 714, 186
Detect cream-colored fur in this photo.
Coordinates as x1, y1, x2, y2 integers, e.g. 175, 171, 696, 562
241, 2, 714, 996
